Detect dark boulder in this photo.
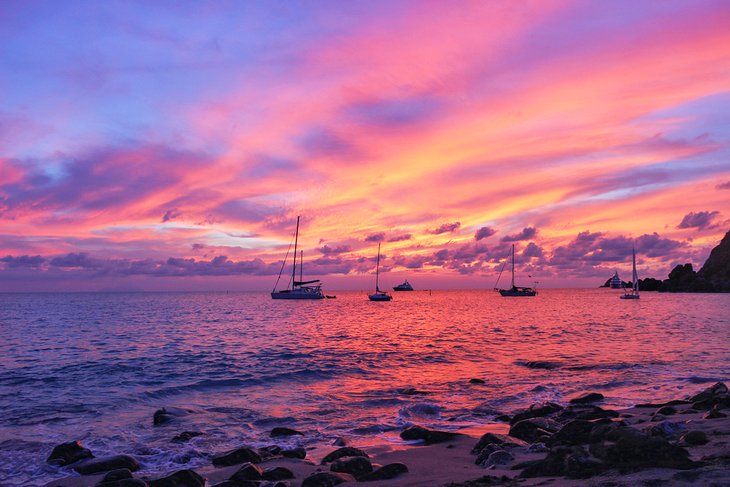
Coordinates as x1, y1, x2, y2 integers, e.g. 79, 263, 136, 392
262, 467, 295, 481
557, 405, 619, 422
656, 405, 677, 416
171, 431, 203, 443
399, 425, 464, 444
510, 402, 563, 424
697, 230, 730, 291
98, 480, 148, 487
518, 447, 574, 478
680, 430, 709, 446
690, 382, 728, 403
469, 378, 486, 384
321, 447, 369, 464
47, 440, 94, 466
484, 450, 514, 468
358, 463, 408, 481
705, 406, 728, 419
73, 455, 140, 475
301, 471, 355, 487
569, 393, 604, 404
212, 447, 263, 467
602, 430, 699, 470
258, 445, 282, 460
508, 417, 560, 443
564, 453, 606, 479
475, 444, 502, 466
330, 455, 373, 479
148, 469, 205, 487
472, 432, 525, 454
228, 463, 264, 482
270, 427, 304, 437
546, 420, 595, 447
100, 469, 133, 483
153, 407, 195, 426
281, 447, 306, 459
399, 387, 428, 395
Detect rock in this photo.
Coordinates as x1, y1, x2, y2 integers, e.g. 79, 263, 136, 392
564, 453, 606, 479
656, 406, 677, 416
98, 480, 148, 487
680, 430, 709, 445
528, 443, 548, 453
469, 378, 486, 384
705, 406, 728, 419
690, 382, 729, 402
475, 444, 501, 466
603, 430, 698, 469
47, 440, 94, 466
524, 361, 561, 369
171, 431, 203, 443
399, 387, 428, 395
270, 427, 303, 437
494, 414, 511, 423
153, 407, 195, 426
258, 445, 282, 460
510, 402, 563, 424
697, 232, 730, 291
569, 393, 604, 404
518, 447, 573, 478
508, 418, 560, 443
472, 432, 525, 454
645, 420, 684, 438
73, 455, 140, 475
321, 447, 369, 464
358, 463, 408, 481
546, 420, 595, 446
100, 469, 133, 483
148, 469, 205, 487
330, 455, 373, 479
557, 405, 619, 422
229, 463, 264, 482
281, 447, 306, 459
484, 450, 514, 467
301, 471, 355, 487
262, 467, 295, 481
332, 437, 348, 446
399, 425, 463, 444
212, 447, 263, 467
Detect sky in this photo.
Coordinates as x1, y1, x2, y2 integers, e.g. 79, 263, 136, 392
1, 0, 730, 291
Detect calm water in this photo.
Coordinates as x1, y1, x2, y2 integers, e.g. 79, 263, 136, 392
1, 289, 729, 485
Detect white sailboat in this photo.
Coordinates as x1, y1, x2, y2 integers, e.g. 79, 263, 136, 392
368, 243, 392, 301
495, 244, 537, 297
620, 247, 640, 300
271, 216, 326, 300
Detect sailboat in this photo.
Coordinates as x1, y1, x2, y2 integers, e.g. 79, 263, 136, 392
368, 243, 392, 301
271, 216, 326, 300
495, 244, 537, 297
620, 247, 640, 300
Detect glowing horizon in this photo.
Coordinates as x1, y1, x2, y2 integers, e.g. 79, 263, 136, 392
1, 0, 730, 291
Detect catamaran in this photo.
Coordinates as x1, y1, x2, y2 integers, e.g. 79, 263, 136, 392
495, 244, 537, 297
271, 216, 326, 300
620, 247, 640, 300
368, 243, 392, 301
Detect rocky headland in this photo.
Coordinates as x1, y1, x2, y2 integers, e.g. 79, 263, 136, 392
42, 382, 730, 487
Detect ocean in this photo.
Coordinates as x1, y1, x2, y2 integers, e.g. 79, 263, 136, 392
1, 289, 728, 485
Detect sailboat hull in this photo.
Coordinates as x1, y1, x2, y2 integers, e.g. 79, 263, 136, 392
619, 294, 640, 300
499, 287, 537, 297
368, 292, 392, 301
271, 288, 325, 300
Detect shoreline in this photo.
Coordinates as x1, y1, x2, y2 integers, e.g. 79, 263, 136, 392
42, 382, 730, 487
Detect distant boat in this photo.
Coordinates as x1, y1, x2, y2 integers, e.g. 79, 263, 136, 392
495, 244, 537, 297
271, 216, 326, 300
369, 243, 392, 301
609, 271, 623, 289
620, 247, 640, 300
393, 280, 414, 291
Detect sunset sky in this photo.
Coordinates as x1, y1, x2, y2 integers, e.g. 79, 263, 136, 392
1, 0, 729, 291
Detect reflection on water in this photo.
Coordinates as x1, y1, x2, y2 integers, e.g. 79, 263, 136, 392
0, 289, 728, 484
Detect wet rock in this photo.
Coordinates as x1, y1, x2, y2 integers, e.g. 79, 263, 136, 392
475, 444, 502, 466
258, 445, 282, 460
510, 402, 563, 424
212, 447, 263, 467
281, 447, 306, 459
569, 393, 604, 404
557, 405, 619, 422
399, 387, 428, 395
330, 455, 373, 479
546, 420, 595, 446
400, 425, 464, 444
494, 414, 511, 423
100, 469, 133, 483
704, 406, 728, 419
656, 405, 677, 416
508, 417, 559, 443
518, 447, 573, 478
47, 440, 94, 466
262, 467, 295, 481
645, 420, 683, 438
98, 480, 148, 487
74, 455, 140, 475
603, 430, 698, 470
469, 378, 486, 384
680, 430, 709, 445
485, 450, 514, 467
148, 469, 205, 487
528, 443, 548, 453
689, 382, 728, 402
270, 427, 303, 437
564, 453, 606, 479
332, 437, 348, 446
301, 471, 355, 487
524, 361, 561, 370
321, 447, 369, 464
229, 463, 264, 482
358, 463, 408, 482
153, 407, 195, 426
472, 433, 525, 454
171, 431, 203, 443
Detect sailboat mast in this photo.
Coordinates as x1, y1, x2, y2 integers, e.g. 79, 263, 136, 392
292, 216, 300, 290
511, 244, 516, 288
300, 250, 303, 285
632, 247, 639, 293
375, 243, 381, 291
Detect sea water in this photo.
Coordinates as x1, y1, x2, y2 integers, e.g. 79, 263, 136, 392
1, 289, 728, 485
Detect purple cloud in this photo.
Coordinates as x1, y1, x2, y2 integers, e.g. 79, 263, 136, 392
501, 227, 537, 242
523, 242, 544, 258
387, 233, 412, 242
162, 208, 182, 222
475, 226, 496, 241
428, 222, 461, 234
365, 232, 385, 242
0, 255, 45, 268
318, 244, 352, 255
677, 210, 720, 230
717, 181, 730, 190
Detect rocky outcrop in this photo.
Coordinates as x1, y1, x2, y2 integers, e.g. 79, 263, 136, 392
72, 455, 140, 475
47, 440, 94, 466
698, 230, 730, 291
399, 425, 464, 444
211, 447, 263, 467
148, 469, 205, 487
